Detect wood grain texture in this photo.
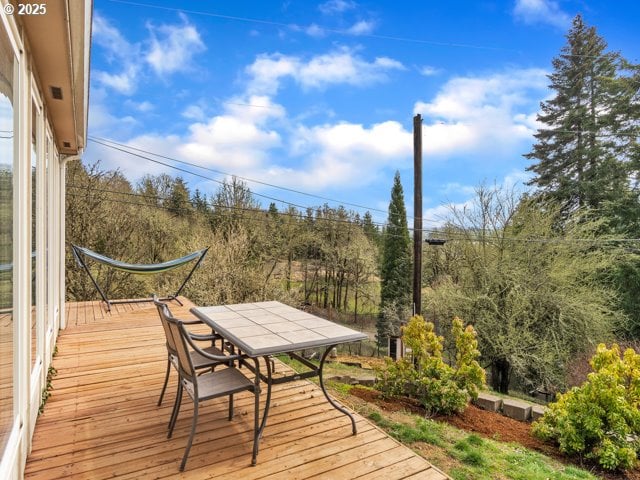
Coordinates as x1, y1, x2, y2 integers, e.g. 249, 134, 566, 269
25, 298, 448, 479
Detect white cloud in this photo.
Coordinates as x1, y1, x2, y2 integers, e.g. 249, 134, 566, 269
299, 52, 403, 88
182, 105, 206, 121
149, 96, 286, 172
92, 14, 141, 94
305, 24, 327, 37
300, 19, 375, 38
93, 67, 138, 95
92, 13, 207, 94
277, 120, 413, 190
88, 91, 139, 137
145, 15, 206, 76
122, 99, 155, 113
319, 0, 356, 15
513, 0, 571, 29
178, 117, 280, 170
246, 48, 404, 95
89, 133, 184, 180
419, 65, 442, 77
92, 14, 133, 58
414, 68, 548, 157
87, 92, 287, 179
246, 54, 298, 95
346, 20, 376, 35
440, 182, 476, 196
137, 101, 154, 112
223, 95, 286, 124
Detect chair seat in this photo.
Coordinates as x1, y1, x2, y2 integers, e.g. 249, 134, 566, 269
183, 367, 255, 401
191, 345, 225, 369
169, 344, 225, 371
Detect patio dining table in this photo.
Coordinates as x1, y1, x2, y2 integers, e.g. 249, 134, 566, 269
190, 300, 368, 464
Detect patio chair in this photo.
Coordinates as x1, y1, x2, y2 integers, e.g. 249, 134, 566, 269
160, 304, 261, 471
153, 295, 227, 407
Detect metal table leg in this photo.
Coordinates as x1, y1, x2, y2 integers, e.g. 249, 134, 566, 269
318, 344, 357, 435
258, 355, 272, 438
251, 357, 262, 466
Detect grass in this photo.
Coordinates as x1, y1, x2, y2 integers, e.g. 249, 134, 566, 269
331, 385, 598, 480
368, 411, 445, 447
275, 353, 379, 380
276, 355, 599, 479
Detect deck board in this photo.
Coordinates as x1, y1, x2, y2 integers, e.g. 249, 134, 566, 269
25, 298, 448, 479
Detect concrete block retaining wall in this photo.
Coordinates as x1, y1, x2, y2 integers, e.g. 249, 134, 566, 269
474, 392, 547, 423
327, 375, 548, 424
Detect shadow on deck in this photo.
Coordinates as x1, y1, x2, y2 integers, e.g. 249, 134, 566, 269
25, 298, 448, 479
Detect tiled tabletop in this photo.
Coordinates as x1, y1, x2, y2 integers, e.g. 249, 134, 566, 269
190, 301, 368, 356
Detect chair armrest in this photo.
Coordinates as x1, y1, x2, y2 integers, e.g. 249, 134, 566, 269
181, 323, 246, 363
190, 332, 222, 341
180, 319, 206, 326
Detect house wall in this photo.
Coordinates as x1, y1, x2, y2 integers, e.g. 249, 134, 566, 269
0, 3, 90, 477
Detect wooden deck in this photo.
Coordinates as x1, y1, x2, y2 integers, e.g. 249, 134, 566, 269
25, 298, 448, 479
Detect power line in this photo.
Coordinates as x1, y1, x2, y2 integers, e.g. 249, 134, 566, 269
104, 0, 639, 61
64, 190, 424, 242
424, 230, 640, 245
106, 0, 520, 54
66, 182, 459, 241
422, 126, 640, 139
67, 183, 393, 229
89, 136, 392, 217
67, 184, 640, 247
86, 136, 640, 243
222, 101, 283, 111
88, 137, 322, 212
88, 137, 446, 227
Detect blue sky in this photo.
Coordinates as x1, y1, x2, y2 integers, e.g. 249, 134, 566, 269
85, 0, 640, 229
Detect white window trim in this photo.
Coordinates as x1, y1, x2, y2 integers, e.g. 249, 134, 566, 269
29, 73, 44, 436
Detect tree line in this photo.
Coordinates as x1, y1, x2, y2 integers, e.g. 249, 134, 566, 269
66, 164, 382, 325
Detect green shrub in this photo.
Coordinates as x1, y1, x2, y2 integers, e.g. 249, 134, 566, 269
375, 315, 485, 415
532, 343, 640, 471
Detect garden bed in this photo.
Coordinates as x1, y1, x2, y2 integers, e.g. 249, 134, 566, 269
349, 386, 640, 480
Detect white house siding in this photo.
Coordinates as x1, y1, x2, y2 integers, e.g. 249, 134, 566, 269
0, 2, 91, 478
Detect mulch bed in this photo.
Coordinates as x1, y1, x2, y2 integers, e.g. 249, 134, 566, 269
438, 403, 551, 452
350, 386, 425, 415
350, 387, 640, 480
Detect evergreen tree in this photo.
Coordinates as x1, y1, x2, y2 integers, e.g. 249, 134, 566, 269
191, 189, 209, 215
167, 177, 192, 217
362, 211, 381, 247
525, 14, 635, 212
377, 172, 412, 346
525, 15, 640, 337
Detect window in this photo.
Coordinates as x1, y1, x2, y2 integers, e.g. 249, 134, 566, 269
31, 100, 37, 369
0, 24, 15, 456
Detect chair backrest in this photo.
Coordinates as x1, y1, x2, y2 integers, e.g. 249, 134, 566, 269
153, 296, 178, 356
162, 307, 198, 384
152, 296, 240, 383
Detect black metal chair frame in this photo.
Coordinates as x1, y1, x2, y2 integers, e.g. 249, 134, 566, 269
153, 296, 227, 407
158, 303, 262, 471
71, 244, 208, 312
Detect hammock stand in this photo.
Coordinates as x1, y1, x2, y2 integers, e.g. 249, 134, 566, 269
71, 245, 209, 312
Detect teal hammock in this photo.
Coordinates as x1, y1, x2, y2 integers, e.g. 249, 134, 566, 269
71, 244, 209, 311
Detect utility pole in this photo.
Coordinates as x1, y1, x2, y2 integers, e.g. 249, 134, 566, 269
412, 114, 423, 316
